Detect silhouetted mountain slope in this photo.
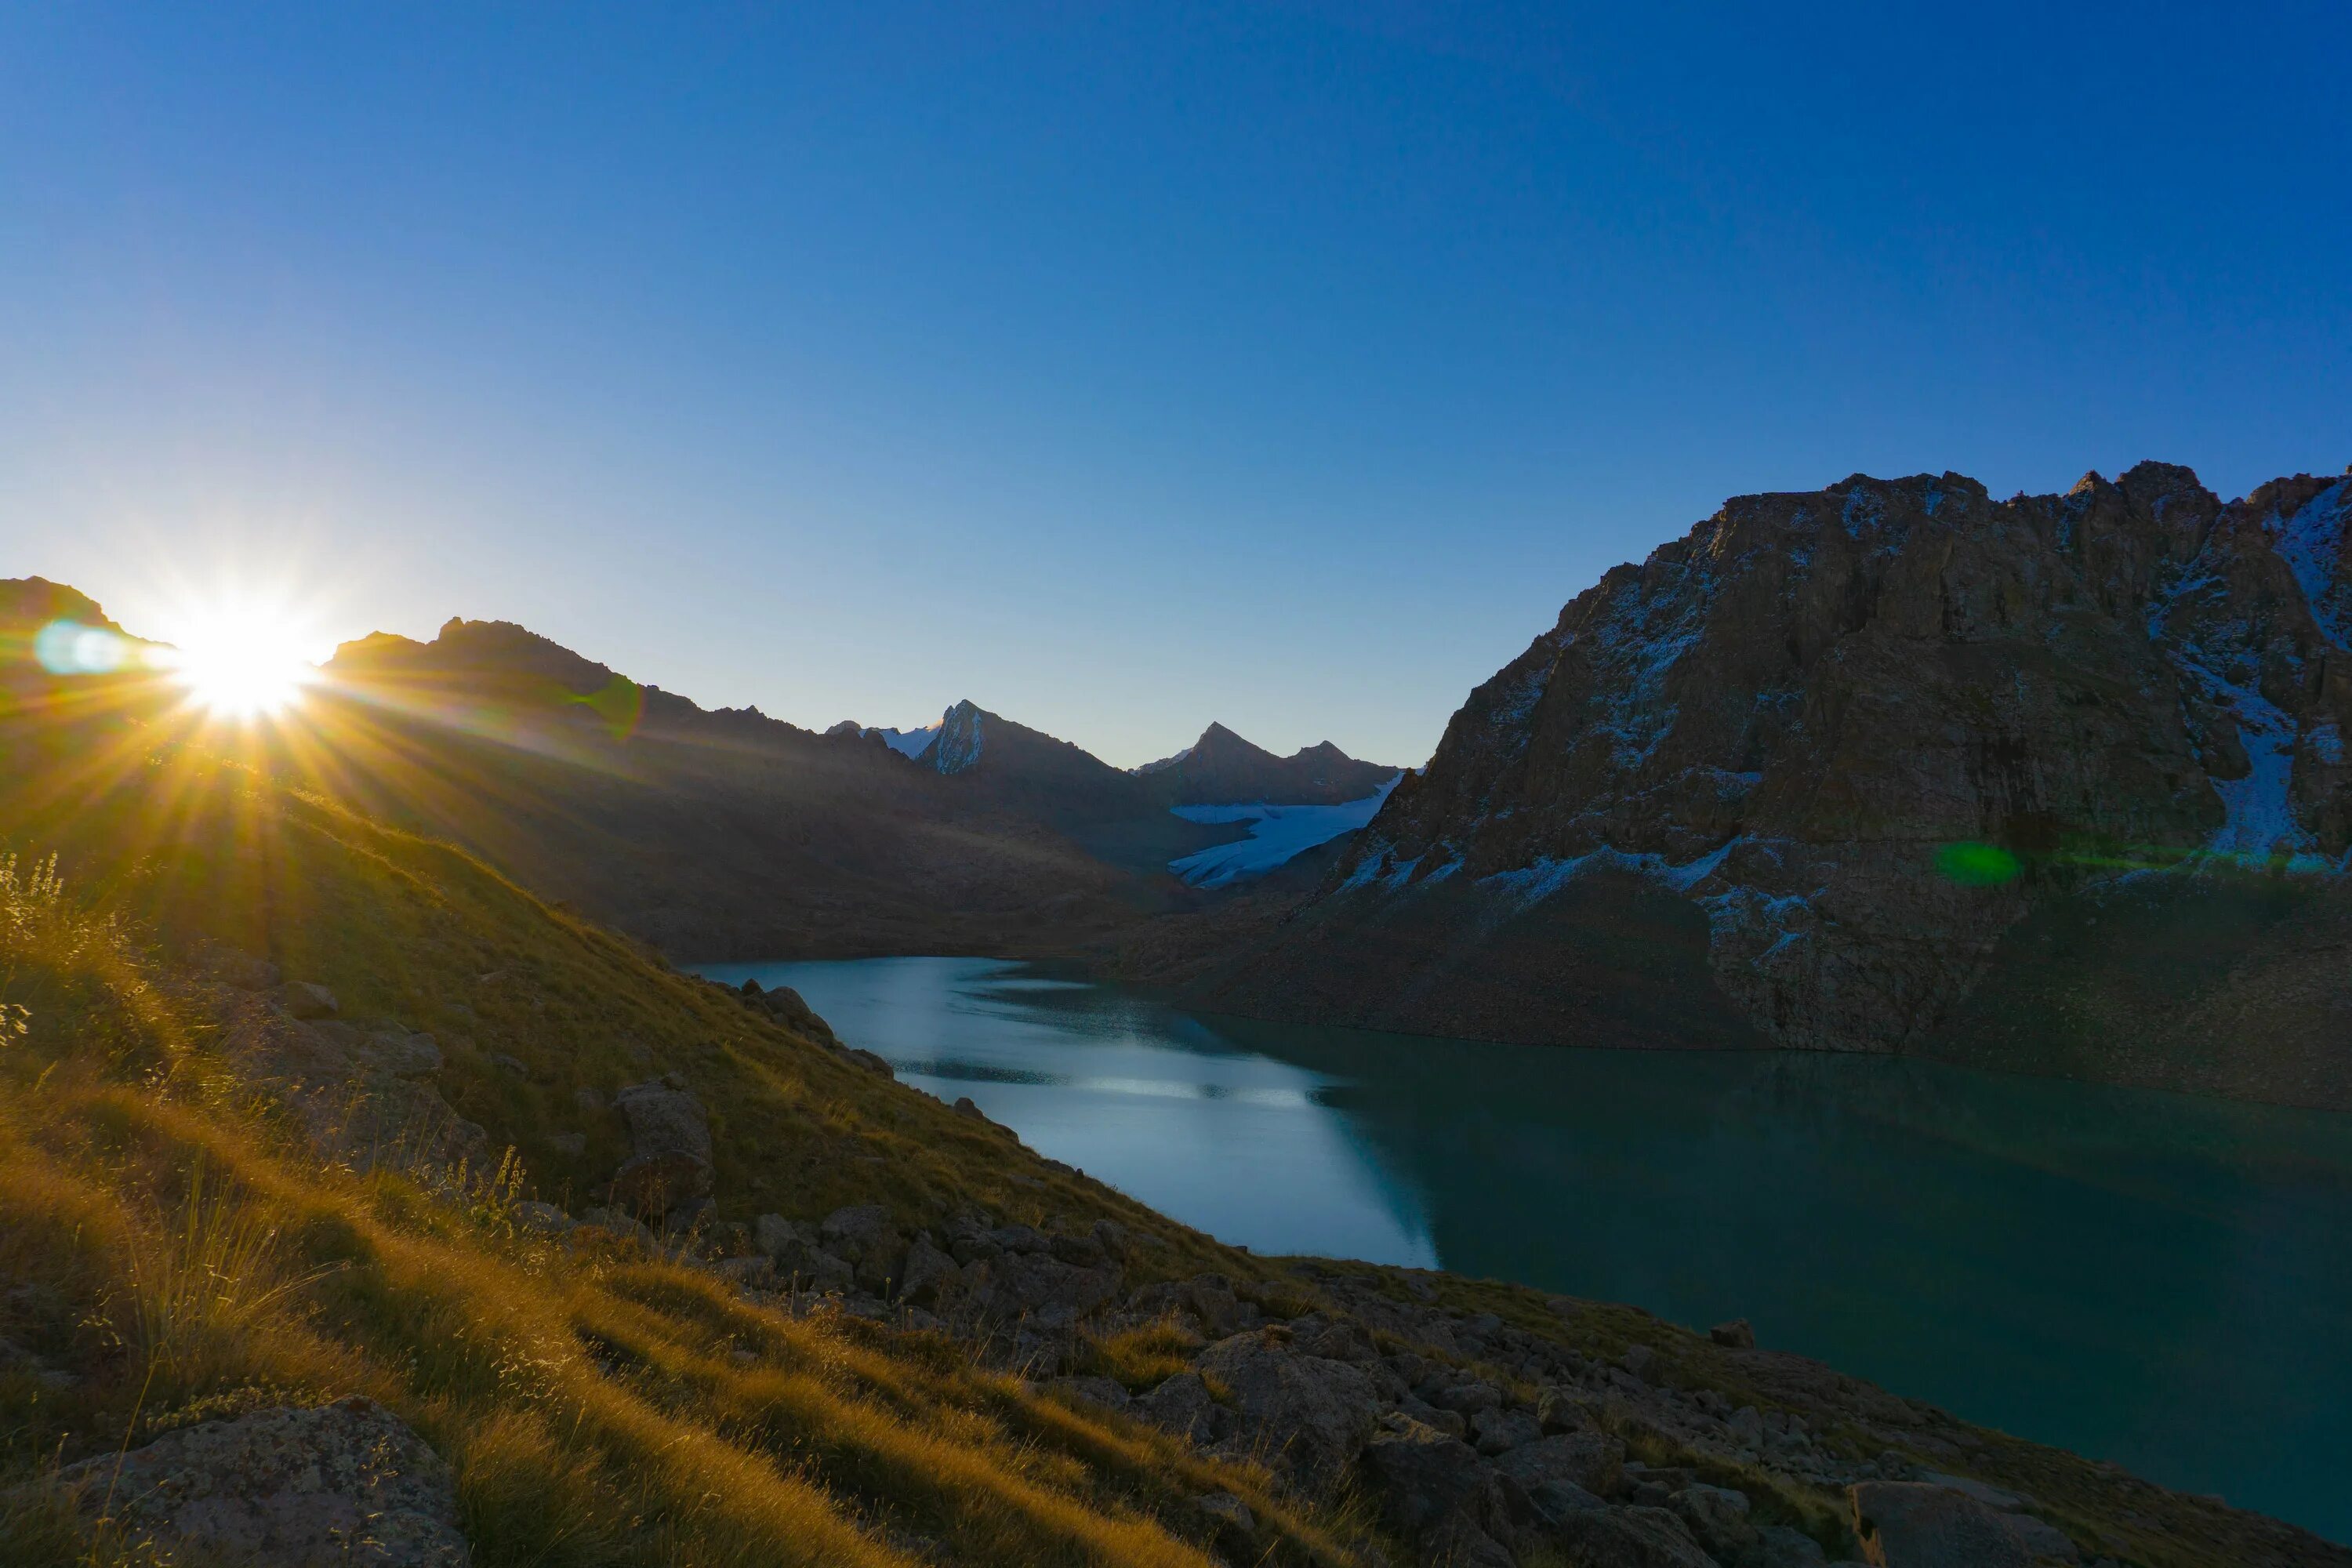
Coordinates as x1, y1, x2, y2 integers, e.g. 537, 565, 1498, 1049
313, 622, 1188, 959
1173, 463, 2352, 1108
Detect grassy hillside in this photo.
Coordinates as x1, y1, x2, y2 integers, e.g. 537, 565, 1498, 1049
0, 735, 1363, 1567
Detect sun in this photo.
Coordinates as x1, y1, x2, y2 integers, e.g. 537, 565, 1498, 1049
165, 612, 320, 718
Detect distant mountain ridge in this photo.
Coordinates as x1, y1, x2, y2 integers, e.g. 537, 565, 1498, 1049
1177, 462, 2352, 1109
1142, 722, 1399, 807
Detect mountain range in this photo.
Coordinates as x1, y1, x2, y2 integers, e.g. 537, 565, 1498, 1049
8, 456, 2349, 1113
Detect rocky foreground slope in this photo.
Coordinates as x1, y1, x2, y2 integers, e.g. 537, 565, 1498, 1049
1180, 464, 2352, 1107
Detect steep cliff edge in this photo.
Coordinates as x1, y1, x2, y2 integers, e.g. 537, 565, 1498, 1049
1185, 463, 2352, 1105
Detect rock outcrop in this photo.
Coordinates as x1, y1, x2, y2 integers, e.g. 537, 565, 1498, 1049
50, 1397, 468, 1566
1195, 464, 2352, 1103
608, 1077, 713, 1218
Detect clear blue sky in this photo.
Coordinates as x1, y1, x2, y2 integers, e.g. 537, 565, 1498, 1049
3, 3, 2347, 768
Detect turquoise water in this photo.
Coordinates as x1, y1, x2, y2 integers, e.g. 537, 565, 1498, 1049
699, 955, 2352, 1543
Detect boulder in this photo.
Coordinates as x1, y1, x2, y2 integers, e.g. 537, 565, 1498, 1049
964, 1249, 1119, 1323
753, 1213, 814, 1259
608, 1080, 713, 1218
1194, 1330, 1381, 1496
365, 1030, 443, 1077
1426, 1378, 1505, 1417
1749, 1524, 1832, 1565
50, 1396, 467, 1566
1493, 1430, 1626, 1500
1359, 1420, 1538, 1567
274, 981, 339, 1020
897, 1234, 963, 1307
818, 1204, 898, 1261
1537, 1384, 1599, 1433
1132, 1372, 1221, 1444
1546, 1504, 1720, 1568
819, 1204, 907, 1292
1671, 1482, 1757, 1560
1711, 1319, 1757, 1349
1849, 1481, 2078, 1567
1471, 1404, 1543, 1455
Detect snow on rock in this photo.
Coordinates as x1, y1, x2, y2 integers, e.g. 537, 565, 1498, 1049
931, 701, 985, 775
2270, 477, 2350, 650
865, 724, 940, 760
1171, 775, 1401, 887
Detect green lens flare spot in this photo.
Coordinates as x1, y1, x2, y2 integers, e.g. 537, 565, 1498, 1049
572, 673, 645, 740
1937, 841, 2021, 885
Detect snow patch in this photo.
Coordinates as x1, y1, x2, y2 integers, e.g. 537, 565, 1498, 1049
1169, 775, 1402, 888
1477, 836, 1740, 909
2270, 479, 2349, 649
866, 724, 939, 760
931, 702, 985, 775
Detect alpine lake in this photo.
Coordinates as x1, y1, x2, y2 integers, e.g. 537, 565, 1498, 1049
696, 955, 2352, 1544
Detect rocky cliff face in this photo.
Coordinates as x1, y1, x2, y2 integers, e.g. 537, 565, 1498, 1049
1218, 463, 2352, 1091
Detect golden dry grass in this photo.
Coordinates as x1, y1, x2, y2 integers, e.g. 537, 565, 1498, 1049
0, 760, 1368, 1568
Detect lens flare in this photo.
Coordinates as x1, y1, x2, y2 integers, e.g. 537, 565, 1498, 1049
165, 614, 318, 718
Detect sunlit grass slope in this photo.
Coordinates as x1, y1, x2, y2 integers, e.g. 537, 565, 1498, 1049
0, 739, 1362, 1567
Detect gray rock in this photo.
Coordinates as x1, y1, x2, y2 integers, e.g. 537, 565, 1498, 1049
753, 1213, 814, 1258
710, 1255, 775, 1287
1472, 1404, 1544, 1455
1849, 1480, 2079, 1567
898, 1234, 962, 1307
818, 1203, 899, 1260
1711, 1318, 1758, 1349
1538, 1384, 1599, 1434
1546, 1504, 1719, 1568
820, 1205, 907, 1292
1132, 1372, 1221, 1444
953, 1095, 987, 1120
1194, 1330, 1381, 1496
1914, 1472, 2031, 1511
1359, 1419, 1537, 1568
51, 1396, 467, 1566
1425, 1379, 1505, 1417
275, 981, 339, 1020
1494, 1431, 1627, 1501
1399, 1393, 1468, 1439
964, 1249, 1119, 1322
363, 1031, 441, 1076
608, 1080, 713, 1217
490, 1053, 530, 1077
1748, 1523, 1831, 1565
1671, 1482, 1756, 1559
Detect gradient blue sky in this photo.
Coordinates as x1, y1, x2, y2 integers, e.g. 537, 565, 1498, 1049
3, 3, 2347, 767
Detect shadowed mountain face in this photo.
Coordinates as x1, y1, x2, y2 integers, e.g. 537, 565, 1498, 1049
1180, 463, 2352, 1108
1139, 722, 1399, 807
311, 623, 1207, 960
